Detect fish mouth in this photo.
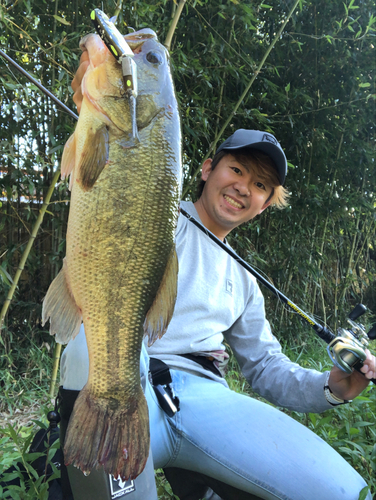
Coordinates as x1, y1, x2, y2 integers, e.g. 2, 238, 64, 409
223, 195, 244, 209
122, 29, 159, 140
85, 30, 166, 137
123, 29, 157, 52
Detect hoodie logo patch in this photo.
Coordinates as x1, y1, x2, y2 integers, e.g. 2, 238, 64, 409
226, 279, 233, 295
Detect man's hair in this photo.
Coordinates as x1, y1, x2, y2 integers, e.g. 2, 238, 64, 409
196, 149, 289, 209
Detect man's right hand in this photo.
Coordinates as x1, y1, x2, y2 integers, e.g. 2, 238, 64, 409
71, 50, 90, 113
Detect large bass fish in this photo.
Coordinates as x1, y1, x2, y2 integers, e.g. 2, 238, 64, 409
42, 30, 181, 480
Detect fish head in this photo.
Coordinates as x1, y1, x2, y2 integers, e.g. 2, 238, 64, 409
80, 30, 178, 141
124, 31, 178, 129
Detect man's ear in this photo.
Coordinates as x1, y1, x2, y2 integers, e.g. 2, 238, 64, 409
258, 199, 272, 214
201, 158, 213, 181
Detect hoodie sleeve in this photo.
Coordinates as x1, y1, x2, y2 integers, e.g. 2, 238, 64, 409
225, 279, 334, 413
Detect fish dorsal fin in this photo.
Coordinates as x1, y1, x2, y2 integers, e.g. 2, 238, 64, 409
77, 122, 109, 191
61, 133, 76, 190
42, 258, 82, 344
144, 245, 178, 346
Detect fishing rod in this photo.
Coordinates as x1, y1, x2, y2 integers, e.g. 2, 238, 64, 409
0, 48, 79, 121
1, 25, 374, 384
180, 210, 334, 340
0, 10, 137, 133
180, 208, 376, 384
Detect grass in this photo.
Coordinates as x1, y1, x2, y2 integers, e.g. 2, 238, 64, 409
0, 423, 60, 500
0, 331, 375, 499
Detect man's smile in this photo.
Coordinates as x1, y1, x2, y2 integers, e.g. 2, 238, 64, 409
194, 154, 273, 240
223, 194, 244, 210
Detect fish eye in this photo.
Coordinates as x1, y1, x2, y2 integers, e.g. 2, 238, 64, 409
146, 51, 163, 65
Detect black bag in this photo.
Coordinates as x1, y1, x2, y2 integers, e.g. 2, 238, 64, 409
0, 426, 63, 500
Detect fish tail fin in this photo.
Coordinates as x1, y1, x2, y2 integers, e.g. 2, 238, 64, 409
42, 258, 81, 344
144, 245, 178, 346
63, 386, 150, 481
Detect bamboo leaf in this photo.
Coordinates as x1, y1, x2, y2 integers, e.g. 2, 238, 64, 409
52, 15, 71, 26
358, 486, 370, 500
0, 266, 13, 286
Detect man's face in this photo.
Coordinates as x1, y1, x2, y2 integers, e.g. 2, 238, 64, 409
194, 154, 273, 240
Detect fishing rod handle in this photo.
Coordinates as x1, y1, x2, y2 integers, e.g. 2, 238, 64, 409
353, 360, 376, 385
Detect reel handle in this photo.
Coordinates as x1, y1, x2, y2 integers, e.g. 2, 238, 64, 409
348, 304, 367, 321
327, 337, 375, 384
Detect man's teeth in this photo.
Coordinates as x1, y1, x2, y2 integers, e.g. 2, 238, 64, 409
224, 195, 242, 209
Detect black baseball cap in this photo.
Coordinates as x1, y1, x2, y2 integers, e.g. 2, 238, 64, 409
215, 129, 287, 185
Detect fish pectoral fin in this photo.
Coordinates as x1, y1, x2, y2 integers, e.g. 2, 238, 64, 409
144, 245, 178, 346
78, 123, 109, 191
61, 133, 76, 190
42, 258, 82, 344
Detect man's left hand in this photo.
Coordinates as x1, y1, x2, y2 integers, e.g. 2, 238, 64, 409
328, 349, 376, 401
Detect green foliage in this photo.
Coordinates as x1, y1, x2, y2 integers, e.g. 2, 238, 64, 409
155, 470, 180, 500
0, 326, 54, 415
0, 417, 60, 500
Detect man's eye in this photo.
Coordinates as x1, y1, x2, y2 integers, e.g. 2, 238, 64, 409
256, 182, 266, 190
231, 167, 242, 174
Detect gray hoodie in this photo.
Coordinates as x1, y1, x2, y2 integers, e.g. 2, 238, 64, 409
148, 201, 332, 413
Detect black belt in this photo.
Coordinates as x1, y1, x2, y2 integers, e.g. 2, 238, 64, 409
149, 353, 223, 418
179, 353, 222, 377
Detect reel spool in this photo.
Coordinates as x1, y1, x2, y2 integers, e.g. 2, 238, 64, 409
327, 304, 376, 374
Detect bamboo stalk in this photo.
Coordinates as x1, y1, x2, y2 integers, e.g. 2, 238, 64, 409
164, 0, 187, 52
213, 18, 235, 153
334, 251, 339, 333
310, 133, 343, 315
113, 0, 123, 21
182, 0, 301, 198
320, 280, 326, 326
338, 163, 367, 304
50, 343, 62, 397
353, 219, 375, 272
0, 167, 61, 334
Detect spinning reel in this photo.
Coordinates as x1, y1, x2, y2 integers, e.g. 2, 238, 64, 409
327, 304, 376, 375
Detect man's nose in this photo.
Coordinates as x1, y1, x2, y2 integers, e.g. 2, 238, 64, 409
234, 179, 250, 196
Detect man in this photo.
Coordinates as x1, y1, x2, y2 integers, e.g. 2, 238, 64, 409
59, 53, 376, 500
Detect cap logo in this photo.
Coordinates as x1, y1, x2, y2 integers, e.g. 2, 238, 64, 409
262, 134, 278, 146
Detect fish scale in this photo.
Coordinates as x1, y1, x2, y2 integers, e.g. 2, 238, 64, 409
42, 31, 181, 480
